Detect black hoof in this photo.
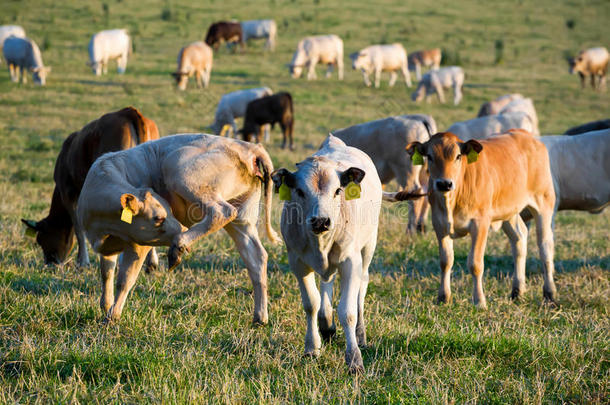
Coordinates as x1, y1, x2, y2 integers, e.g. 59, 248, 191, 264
144, 262, 158, 274
416, 223, 426, 234
436, 294, 449, 304
320, 326, 337, 342
543, 291, 559, 308
511, 288, 522, 301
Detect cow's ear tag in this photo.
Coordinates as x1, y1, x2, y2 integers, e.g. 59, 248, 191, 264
467, 149, 478, 164
279, 178, 291, 201
345, 181, 361, 200
121, 207, 133, 224
412, 150, 424, 166
25, 227, 37, 238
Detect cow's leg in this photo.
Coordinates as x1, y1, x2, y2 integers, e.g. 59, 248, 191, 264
434, 82, 446, 104
533, 208, 557, 303
453, 83, 463, 105
168, 199, 237, 270
357, 233, 376, 348
280, 119, 294, 150
9, 64, 18, 82
401, 62, 412, 87
263, 124, 271, 143
117, 54, 127, 74
67, 205, 90, 268
99, 254, 118, 315
307, 58, 318, 80
415, 63, 422, 81
195, 70, 202, 88
203, 67, 211, 88
436, 234, 454, 303
143, 248, 159, 273
107, 244, 150, 322
590, 73, 597, 90
412, 197, 429, 234
337, 57, 344, 80
318, 271, 336, 341
468, 220, 490, 308
338, 254, 364, 373
257, 125, 265, 144
502, 215, 528, 300
102, 59, 108, 75
325, 63, 334, 78
374, 68, 382, 88
224, 221, 269, 325
388, 71, 398, 87
361, 70, 371, 87
292, 257, 322, 357
20, 66, 27, 83
578, 72, 585, 89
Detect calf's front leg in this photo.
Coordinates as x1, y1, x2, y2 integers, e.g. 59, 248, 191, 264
468, 219, 490, 308
338, 254, 364, 373
318, 272, 336, 341
291, 257, 322, 357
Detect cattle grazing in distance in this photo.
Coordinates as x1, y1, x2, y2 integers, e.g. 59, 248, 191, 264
3, 36, 50, 85
240, 20, 277, 51
22, 107, 160, 269
498, 97, 539, 136
288, 35, 344, 80
408, 48, 441, 81
77, 134, 280, 324
477, 93, 523, 117
272, 135, 383, 373
404, 130, 557, 307
332, 114, 437, 233
0, 25, 26, 64
564, 118, 610, 135
205, 21, 243, 51
172, 41, 213, 90
446, 111, 534, 140
88, 29, 131, 76
568, 47, 608, 90
210, 87, 273, 137
241, 92, 294, 150
350, 43, 412, 88
411, 66, 464, 105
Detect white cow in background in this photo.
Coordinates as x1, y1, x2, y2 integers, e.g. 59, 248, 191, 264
3, 36, 50, 85
411, 66, 464, 105
0, 25, 26, 65
88, 29, 131, 76
499, 97, 540, 136
272, 135, 382, 373
446, 111, 534, 140
477, 93, 523, 117
288, 35, 344, 80
241, 20, 277, 51
210, 87, 273, 138
350, 43, 412, 88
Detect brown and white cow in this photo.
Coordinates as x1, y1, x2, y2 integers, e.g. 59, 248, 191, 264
568, 47, 608, 90
22, 107, 159, 269
404, 130, 557, 307
476, 94, 523, 117
408, 48, 441, 81
171, 41, 213, 90
205, 21, 243, 51
241, 92, 294, 150
77, 134, 280, 324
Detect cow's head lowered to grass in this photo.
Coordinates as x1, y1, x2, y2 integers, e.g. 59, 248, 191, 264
407, 132, 483, 194
272, 159, 365, 235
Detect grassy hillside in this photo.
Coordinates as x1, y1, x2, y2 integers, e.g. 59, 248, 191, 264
1, 0, 608, 402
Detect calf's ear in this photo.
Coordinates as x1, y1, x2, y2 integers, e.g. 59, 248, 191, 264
21, 218, 39, 231
406, 141, 424, 156
120, 193, 142, 215
340, 167, 365, 186
460, 139, 483, 155
271, 168, 295, 192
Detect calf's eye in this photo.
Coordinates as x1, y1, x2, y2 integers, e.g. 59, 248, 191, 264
296, 188, 305, 198
335, 188, 342, 196
456, 154, 462, 161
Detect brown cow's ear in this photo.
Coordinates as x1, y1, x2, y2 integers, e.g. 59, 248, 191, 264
460, 140, 483, 155
21, 218, 39, 231
340, 167, 365, 186
271, 168, 295, 192
120, 193, 141, 215
406, 141, 425, 156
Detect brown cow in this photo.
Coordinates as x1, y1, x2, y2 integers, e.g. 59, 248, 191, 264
22, 107, 159, 269
405, 130, 557, 307
241, 92, 294, 150
568, 47, 608, 90
408, 48, 441, 81
205, 21, 243, 51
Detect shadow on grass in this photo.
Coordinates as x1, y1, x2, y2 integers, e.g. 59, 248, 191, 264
8, 272, 89, 296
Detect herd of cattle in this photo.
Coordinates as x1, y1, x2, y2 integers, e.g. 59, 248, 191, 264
3, 20, 609, 373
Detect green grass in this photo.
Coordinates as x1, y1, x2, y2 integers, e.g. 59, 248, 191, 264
1, 0, 609, 402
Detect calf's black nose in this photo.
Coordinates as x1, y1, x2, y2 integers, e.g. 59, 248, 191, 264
435, 179, 454, 192
309, 217, 331, 234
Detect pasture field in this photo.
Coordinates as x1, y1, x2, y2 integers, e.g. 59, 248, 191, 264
1, 0, 609, 402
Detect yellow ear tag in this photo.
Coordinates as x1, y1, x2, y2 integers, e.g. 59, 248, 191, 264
467, 149, 479, 164
345, 181, 361, 200
412, 150, 424, 166
25, 227, 37, 238
279, 182, 291, 201
121, 207, 133, 224
220, 124, 231, 136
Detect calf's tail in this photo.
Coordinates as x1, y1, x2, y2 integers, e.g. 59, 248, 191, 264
256, 148, 282, 244
382, 190, 428, 202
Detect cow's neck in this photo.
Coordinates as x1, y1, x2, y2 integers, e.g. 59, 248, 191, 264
44, 187, 74, 232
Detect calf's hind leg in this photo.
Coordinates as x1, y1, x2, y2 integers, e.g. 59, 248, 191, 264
501, 214, 528, 300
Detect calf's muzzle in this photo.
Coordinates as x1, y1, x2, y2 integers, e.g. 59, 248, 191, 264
308, 216, 331, 234
434, 179, 454, 192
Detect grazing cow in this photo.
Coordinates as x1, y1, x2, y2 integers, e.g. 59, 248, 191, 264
568, 47, 608, 90
272, 135, 382, 373
332, 114, 437, 233
477, 93, 523, 117
411, 66, 464, 105
350, 43, 412, 88
241, 92, 294, 150
241, 19, 277, 51
210, 87, 273, 137
205, 21, 243, 51
288, 35, 344, 80
88, 29, 131, 76
404, 130, 557, 307
171, 41, 213, 90
408, 48, 441, 81
498, 98, 540, 136
0, 25, 26, 64
446, 112, 534, 140
77, 134, 280, 324
564, 119, 610, 135
22, 107, 159, 269
3, 36, 50, 85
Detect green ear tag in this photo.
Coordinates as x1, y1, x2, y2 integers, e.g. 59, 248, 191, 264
412, 150, 424, 166
345, 181, 361, 200
25, 227, 37, 238
467, 149, 479, 164
279, 182, 291, 201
